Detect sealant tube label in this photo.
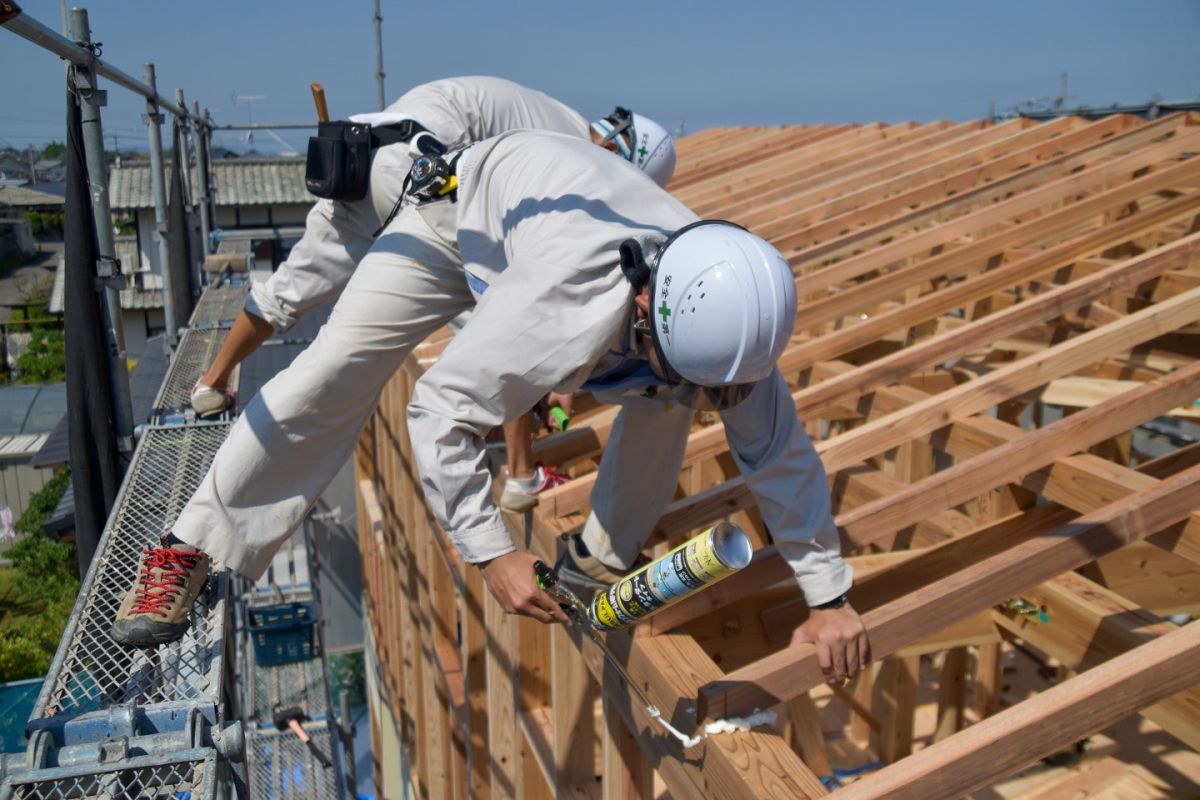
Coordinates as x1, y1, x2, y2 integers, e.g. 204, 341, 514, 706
589, 522, 749, 632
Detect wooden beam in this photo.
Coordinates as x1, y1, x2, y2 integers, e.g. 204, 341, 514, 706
792, 226, 1200, 419
990, 570, 1200, 749
815, 281, 1200, 475
837, 359, 1200, 544
830, 620, 1200, 800
695, 463, 1200, 723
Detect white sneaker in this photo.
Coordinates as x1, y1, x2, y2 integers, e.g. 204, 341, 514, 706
190, 381, 236, 417
499, 463, 569, 512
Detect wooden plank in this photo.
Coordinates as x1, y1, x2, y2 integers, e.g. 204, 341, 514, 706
776, 188, 1200, 380
874, 655, 919, 763
791, 216, 1200, 418
484, 586, 522, 798
837, 359, 1200, 544
781, 692, 833, 778
602, 688, 653, 800
463, 568, 492, 800
934, 648, 968, 743
788, 114, 1194, 268
830, 620, 1200, 800
552, 625, 598, 796
990, 570, 1200, 749
815, 281, 1200, 475
695, 463, 1200, 723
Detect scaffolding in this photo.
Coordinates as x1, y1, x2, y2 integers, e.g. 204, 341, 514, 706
1, 6, 352, 797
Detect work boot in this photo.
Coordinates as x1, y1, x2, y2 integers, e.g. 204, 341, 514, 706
499, 462, 569, 513
553, 533, 646, 591
112, 540, 210, 648
190, 381, 236, 418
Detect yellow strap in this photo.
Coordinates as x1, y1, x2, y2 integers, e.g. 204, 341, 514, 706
437, 174, 458, 196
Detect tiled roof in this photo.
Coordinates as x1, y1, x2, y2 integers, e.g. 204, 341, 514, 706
0, 184, 66, 207
108, 157, 309, 209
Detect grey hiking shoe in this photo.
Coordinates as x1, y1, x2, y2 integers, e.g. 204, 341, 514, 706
553, 534, 646, 591
112, 543, 210, 648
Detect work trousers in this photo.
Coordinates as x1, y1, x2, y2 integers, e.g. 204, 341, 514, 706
174, 204, 694, 579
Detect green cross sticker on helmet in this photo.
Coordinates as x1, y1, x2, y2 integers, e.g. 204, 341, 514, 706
638, 144, 649, 159
657, 299, 671, 323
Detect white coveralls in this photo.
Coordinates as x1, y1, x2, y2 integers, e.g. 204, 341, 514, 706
243, 76, 589, 332
177, 130, 852, 607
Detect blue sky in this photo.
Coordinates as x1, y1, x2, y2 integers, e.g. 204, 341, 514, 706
2, 1, 1198, 156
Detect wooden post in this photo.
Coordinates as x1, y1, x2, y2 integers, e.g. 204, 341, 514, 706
602, 689, 653, 800
934, 648, 968, 742
873, 655, 919, 763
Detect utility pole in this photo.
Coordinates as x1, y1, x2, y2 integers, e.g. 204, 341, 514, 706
26, 145, 35, 183
69, 7, 135, 456
373, 0, 385, 110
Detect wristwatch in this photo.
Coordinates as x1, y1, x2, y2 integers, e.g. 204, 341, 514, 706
812, 592, 850, 610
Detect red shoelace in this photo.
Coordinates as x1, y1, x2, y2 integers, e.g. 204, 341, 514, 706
129, 547, 203, 617
536, 463, 570, 492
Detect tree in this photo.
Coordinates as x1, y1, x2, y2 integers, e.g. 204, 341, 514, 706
0, 468, 76, 682
38, 141, 65, 161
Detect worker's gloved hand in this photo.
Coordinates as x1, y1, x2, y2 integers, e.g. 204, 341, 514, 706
790, 604, 871, 685
479, 551, 572, 625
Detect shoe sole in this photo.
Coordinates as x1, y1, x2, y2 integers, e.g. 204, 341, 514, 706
111, 622, 189, 649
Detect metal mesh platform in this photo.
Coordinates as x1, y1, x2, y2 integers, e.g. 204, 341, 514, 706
190, 282, 247, 327
247, 650, 328, 724
3, 753, 215, 800
34, 425, 232, 720
152, 327, 235, 418
247, 724, 341, 800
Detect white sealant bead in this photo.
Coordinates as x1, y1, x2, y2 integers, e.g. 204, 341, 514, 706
648, 707, 777, 749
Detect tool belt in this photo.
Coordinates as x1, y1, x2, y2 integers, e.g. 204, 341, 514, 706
305, 119, 441, 202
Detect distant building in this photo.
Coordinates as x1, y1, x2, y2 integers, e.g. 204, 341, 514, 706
47, 157, 311, 354
0, 383, 65, 530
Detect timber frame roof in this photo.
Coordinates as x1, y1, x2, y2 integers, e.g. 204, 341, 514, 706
359, 112, 1200, 799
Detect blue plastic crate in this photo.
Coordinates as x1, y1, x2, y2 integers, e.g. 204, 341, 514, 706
247, 602, 317, 666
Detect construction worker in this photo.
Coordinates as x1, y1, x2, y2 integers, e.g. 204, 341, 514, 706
189, 75, 674, 509
114, 130, 868, 685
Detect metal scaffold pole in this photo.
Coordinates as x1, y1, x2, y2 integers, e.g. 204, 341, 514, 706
373, 0, 385, 110
143, 63, 179, 344
69, 6, 135, 455
194, 100, 214, 261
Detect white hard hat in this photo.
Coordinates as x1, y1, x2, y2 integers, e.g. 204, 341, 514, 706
639, 221, 796, 391
592, 107, 677, 188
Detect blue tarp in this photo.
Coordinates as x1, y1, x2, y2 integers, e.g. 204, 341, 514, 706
0, 677, 42, 753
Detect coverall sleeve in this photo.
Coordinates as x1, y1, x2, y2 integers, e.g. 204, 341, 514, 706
406, 258, 629, 564
245, 198, 375, 332
719, 369, 854, 606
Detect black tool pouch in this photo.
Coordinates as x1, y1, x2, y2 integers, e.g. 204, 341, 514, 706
305, 121, 372, 201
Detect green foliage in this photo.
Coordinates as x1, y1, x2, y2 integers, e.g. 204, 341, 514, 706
9, 469, 75, 598
38, 142, 65, 161
0, 594, 75, 681
24, 211, 64, 238
328, 650, 367, 708
15, 325, 65, 385
0, 469, 77, 681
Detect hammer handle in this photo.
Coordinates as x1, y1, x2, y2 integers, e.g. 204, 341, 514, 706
310, 82, 330, 123
288, 718, 334, 768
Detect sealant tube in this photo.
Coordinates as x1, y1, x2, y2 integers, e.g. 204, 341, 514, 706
589, 522, 752, 631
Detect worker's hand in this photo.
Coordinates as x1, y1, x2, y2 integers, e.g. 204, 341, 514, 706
479, 551, 571, 625
790, 604, 870, 685
547, 392, 574, 417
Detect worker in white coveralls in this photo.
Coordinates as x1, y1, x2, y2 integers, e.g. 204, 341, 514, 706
188, 75, 675, 512
113, 129, 869, 685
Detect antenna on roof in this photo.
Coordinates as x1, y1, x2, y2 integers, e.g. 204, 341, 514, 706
231, 92, 267, 146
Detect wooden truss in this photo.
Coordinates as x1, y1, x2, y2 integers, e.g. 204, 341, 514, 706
355, 111, 1200, 798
